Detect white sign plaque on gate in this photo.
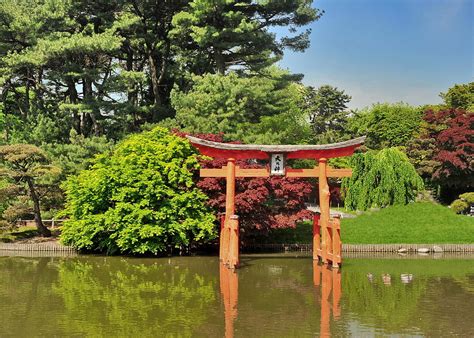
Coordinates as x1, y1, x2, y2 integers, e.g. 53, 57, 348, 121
270, 153, 285, 176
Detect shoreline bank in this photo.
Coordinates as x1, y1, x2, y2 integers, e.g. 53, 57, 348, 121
2, 242, 474, 254
242, 243, 474, 253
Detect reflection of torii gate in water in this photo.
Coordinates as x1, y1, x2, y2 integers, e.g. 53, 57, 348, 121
187, 136, 365, 269
219, 261, 342, 337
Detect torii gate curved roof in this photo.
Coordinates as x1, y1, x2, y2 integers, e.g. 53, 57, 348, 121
186, 135, 366, 160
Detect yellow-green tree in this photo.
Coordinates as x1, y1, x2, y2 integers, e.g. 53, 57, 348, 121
61, 127, 216, 254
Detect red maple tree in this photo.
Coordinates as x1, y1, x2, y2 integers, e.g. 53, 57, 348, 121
423, 108, 474, 190
175, 131, 313, 240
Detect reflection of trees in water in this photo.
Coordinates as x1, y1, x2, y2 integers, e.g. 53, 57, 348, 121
0, 257, 62, 337
342, 259, 474, 336
418, 277, 474, 336
343, 268, 427, 334
452, 274, 474, 294
51, 257, 219, 337
0, 256, 221, 337
2, 256, 474, 337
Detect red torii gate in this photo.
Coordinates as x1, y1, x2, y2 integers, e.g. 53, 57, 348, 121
187, 135, 365, 269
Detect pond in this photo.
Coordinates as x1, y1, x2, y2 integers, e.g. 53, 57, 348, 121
1, 253, 474, 337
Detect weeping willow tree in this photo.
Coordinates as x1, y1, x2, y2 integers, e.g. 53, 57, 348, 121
342, 148, 424, 211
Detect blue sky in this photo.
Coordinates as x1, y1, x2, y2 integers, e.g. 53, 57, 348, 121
276, 0, 473, 109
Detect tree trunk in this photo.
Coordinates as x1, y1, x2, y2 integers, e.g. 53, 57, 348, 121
82, 77, 101, 136
147, 42, 170, 121
33, 68, 45, 112
66, 78, 81, 135
24, 72, 30, 117
126, 48, 139, 129
83, 56, 101, 136
148, 52, 162, 107
26, 177, 51, 237
214, 49, 226, 74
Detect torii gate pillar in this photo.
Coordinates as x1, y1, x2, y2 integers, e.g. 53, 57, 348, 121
221, 158, 239, 268
318, 158, 330, 263
225, 158, 236, 220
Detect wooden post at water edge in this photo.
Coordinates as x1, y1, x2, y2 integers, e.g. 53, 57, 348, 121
219, 214, 225, 262
332, 215, 342, 268
313, 213, 321, 261
227, 215, 240, 269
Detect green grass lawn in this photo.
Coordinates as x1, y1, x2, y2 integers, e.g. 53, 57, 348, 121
266, 202, 474, 244
0, 226, 39, 243
343, 202, 474, 244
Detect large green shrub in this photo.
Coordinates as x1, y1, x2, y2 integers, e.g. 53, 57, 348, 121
342, 148, 424, 211
60, 127, 216, 254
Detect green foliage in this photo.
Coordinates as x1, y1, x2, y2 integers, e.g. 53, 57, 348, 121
169, 70, 310, 143
43, 129, 114, 178
0, 0, 321, 139
0, 144, 59, 235
405, 137, 439, 181
305, 85, 351, 143
241, 81, 313, 144
348, 103, 423, 149
343, 148, 424, 211
459, 192, 474, 204
450, 199, 469, 214
170, 0, 322, 74
450, 192, 474, 214
0, 145, 56, 191
440, 82, 474, 110
0, 178, 9, 217
342, 202, 474, 243
60, 127, 216, 254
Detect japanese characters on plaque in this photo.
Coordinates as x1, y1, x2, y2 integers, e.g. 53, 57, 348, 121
270, 153, 285, 176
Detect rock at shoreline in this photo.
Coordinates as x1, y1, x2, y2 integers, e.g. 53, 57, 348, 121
417, 248, 430, 253
432, 246, 443, 253
397, 248, 407, 253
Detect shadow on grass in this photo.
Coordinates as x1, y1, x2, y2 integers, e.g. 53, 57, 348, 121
0, 227, 39, 243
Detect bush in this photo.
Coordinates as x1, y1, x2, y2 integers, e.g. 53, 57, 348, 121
450, 199, 469, 214
0, 220, 10, 229
60, 127, 216, 254
449, 192, 474, 214
459, 192, 474, 204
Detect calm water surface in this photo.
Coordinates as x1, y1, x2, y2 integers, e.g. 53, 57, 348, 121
1, 253, 474, 337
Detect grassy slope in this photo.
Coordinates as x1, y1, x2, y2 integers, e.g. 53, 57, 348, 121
342, 202, 474, 244
265, 202, 474, 244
